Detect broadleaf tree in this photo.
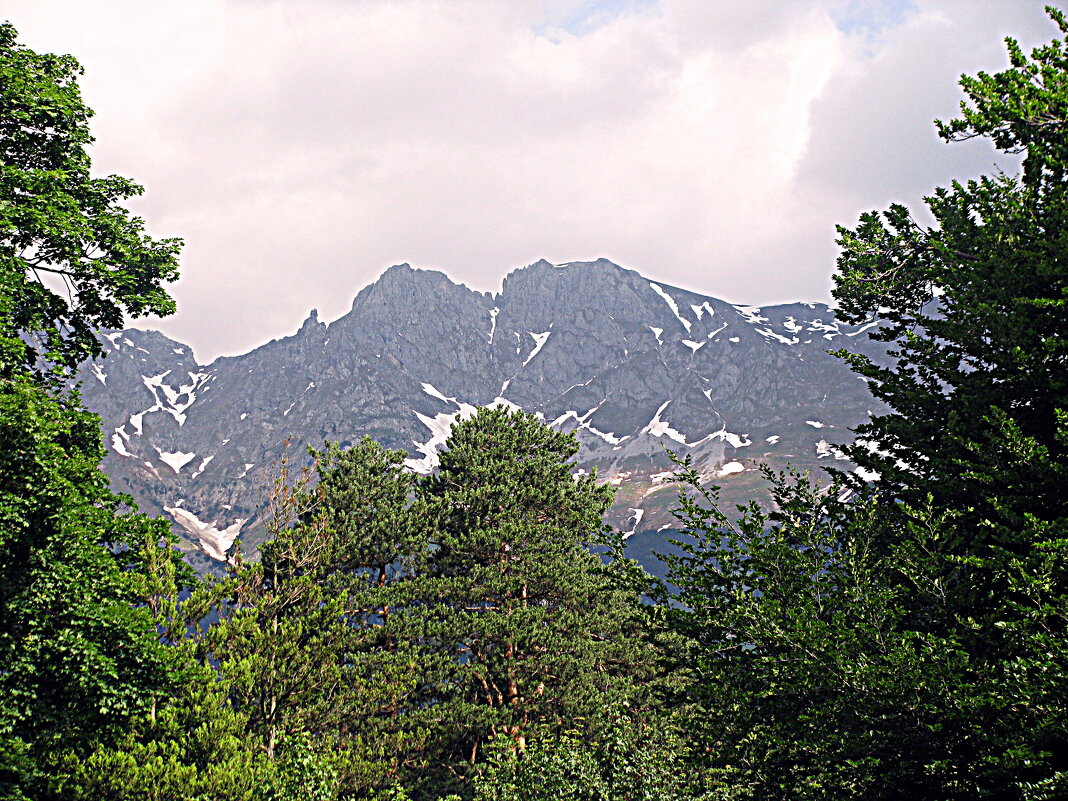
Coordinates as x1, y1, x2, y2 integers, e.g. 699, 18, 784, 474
830, 9, 1068, 787
0, 22, 188, 798
660, 8, 1068, 799
0, 21, 181, 379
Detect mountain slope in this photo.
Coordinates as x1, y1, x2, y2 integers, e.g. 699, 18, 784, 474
78, 259, 883, 570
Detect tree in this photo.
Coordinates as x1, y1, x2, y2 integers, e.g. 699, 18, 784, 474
832, 7, 1068, 589
48, 662, 272, 801
0, 23, 187, 797
0, 22, 181, 379
198, 416, 658, 800
0, 372, 184, 797
661, 465, 995, 799
470, 708, 692, 801
401, 407, 657, 798
198, 442, 427, 798
660, 8, 1068, 799
830, 8, 1068, 792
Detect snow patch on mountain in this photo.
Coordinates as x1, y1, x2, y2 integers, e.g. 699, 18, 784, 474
624, 507, 645, 538
111, 429, 132, 456
847, 319, 880, 336
733, 305, 769, 325
691, 302, 715, 320
649, 283, 692, 332
702, 426, 752, 448
641, 401, 687, 444
421, 382, 453, 404
165, 506, 245, 561
550, 407, 627, 446
156, 448, 196, 474
854, 466, 880, 482
489, 397, 522, 413
191, 454, 215, 478
524, 331, 551, 366
757, 327, 798, 345
816, 440, 848, 460
136, 370, 211, 427
406, 400, 479, 473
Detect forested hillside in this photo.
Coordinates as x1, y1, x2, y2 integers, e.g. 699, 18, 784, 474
2, 8, 1067, 800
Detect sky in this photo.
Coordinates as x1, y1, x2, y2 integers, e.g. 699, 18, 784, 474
5, 0, 1059, 363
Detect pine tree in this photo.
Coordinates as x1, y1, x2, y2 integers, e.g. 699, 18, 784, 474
198, 442, 426, 797
400, 407, 656, 797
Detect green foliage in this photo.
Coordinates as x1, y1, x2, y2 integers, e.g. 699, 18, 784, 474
205, 412, 658, 800
197, 442, 426, 797
0, 373, 181, 794
0, 23, 188, 798
470, 710, 692, 801
49, 662, 270, 801
399, 407, 658, 796
0, 22, 181, 378
664, 462, 1068, 799
265, 731, 341, 801
663, 465, 969, 797
662, 8, 1068, 799
829, 8, 1068, 793
832, 6, 1068, 561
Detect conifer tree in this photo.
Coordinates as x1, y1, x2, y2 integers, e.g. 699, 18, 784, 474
199, 442, 427, 797
401, 407, 656, 796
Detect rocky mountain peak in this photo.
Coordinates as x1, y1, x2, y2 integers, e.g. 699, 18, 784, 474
78, 260, 884, 573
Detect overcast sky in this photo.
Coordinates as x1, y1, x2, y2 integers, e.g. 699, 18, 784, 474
6, 0, 1058, 362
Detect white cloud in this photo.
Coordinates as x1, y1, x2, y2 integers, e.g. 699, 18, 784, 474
3, 0, 1058, 361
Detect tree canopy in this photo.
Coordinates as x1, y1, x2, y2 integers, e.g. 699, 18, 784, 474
0, 23, 188, 799
6, 7, 1068, 800
0, 22, 181, 378
660, 7, 1068, 799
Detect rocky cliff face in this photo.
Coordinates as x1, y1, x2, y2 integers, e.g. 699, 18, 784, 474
78, 259, 883, 572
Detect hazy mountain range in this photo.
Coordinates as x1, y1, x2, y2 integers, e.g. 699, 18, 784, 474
78, 259, 884, 573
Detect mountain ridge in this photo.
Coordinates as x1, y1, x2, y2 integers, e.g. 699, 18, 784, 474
78, 258, 883, 571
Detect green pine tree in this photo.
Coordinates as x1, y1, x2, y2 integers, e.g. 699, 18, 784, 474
198, 443, 426, 798
399, 407, 658, 798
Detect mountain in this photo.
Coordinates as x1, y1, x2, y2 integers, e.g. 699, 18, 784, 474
77, 259, 883, 573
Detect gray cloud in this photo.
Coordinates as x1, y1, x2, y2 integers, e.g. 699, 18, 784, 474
4, 0, 1060, 361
